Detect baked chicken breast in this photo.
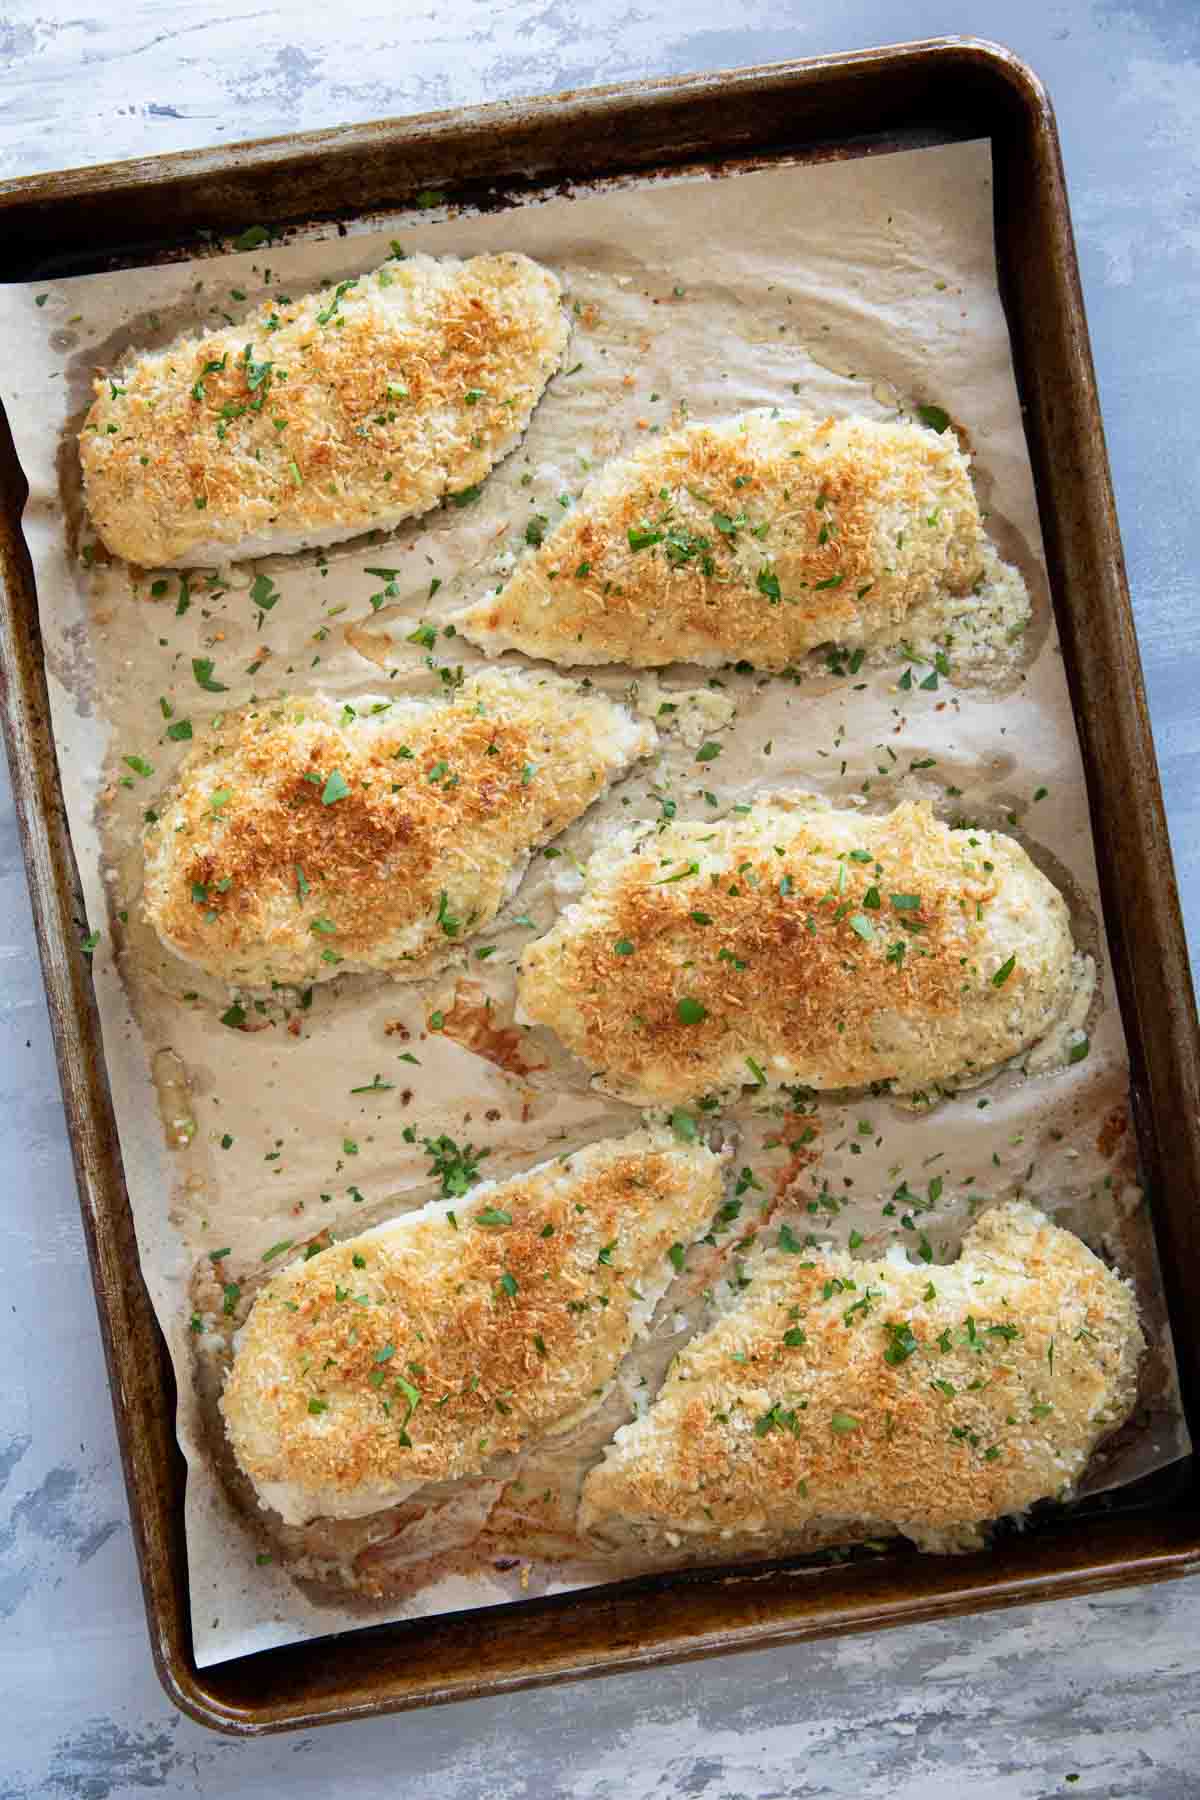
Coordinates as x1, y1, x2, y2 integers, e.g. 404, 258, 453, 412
221, 1131, 726, 1524
580, 1201, 1143, 1554
517, 796, 1078, 1104
453, 411, 986, 669
80, 252, 568, 566
143, 670, 654, 989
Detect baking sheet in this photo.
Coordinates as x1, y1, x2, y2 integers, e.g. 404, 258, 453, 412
0, 138, 1186, 1668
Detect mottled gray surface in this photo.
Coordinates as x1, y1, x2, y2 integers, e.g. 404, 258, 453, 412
0, 1, 1198, 1794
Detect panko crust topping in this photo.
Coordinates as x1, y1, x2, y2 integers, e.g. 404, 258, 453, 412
517, 796, 1076, 1104
580, 1201, 1143, 1551
221, 1133, 725, 1523
81, 252, 568, 565
454, 411, 984, 668
143, 672, 654, 987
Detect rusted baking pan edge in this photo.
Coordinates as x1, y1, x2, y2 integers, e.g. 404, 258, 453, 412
0, 36, 1195, 1734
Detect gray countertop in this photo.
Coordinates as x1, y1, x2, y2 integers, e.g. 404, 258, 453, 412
1, 2, 1198, 1795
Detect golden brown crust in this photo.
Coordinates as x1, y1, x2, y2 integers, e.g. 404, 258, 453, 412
79, 253, 568, 566
579, 1201, 1144, 1548
220, 1133, 725, 1521
517, 797, 1077, 1104
142, 673, 654, 988
454, 412, 985, 669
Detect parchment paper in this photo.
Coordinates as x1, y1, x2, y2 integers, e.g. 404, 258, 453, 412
0, 140, 1186, 1667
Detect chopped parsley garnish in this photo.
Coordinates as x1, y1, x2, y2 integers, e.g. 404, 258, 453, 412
321, 769, 350, 805
916, 403, 951, 434
755, 1403, 802, 1438
668, 1243, 687, 1272
670, 1108, 697, 1142
250, 573, 279, 612
991, 954, 1017, 987
829, 1411, 859, 1434
192, 657, 228, 692
882, 1321, 919, 1366
232, 224, 270, 252
662, 526, 710, 567
656, 861, 699, 886
436, 890, 461, 938
242, 344, 274, 395
694, 741, 723, 763
425, 1135, 490, 1197
676, 997, 707, 1025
